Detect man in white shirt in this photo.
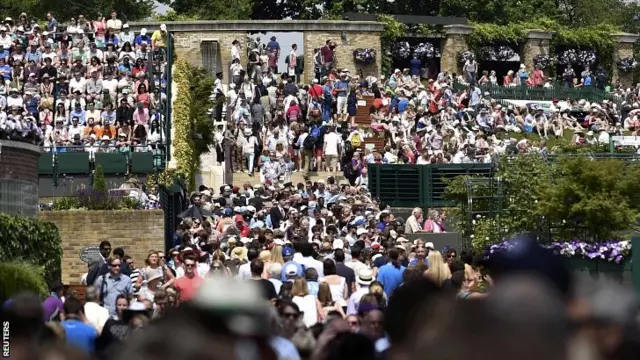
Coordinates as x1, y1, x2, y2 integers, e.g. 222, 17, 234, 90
295, 242, 324, 277
106, 11, 123, 34
83, 286, 110, 334
323, 124, 340, 176
69, 72, 87, 94
404, 207, 424, 234
231, 40, 241, 61
236, 247, 260, 281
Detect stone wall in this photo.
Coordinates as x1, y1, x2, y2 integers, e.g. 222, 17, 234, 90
611, 33, 639, 88
440, 25, 472, 75
521, 30, 553, 74
128, 21, 383, 84
41, 210, 165, 284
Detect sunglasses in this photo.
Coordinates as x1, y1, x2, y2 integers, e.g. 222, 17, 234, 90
281, 312, 299, 319
447, 254, 457, 258
172, 253, 179, 257
348, 321, 359, 326
184, 264, 194, 268
110, 263, 121, 267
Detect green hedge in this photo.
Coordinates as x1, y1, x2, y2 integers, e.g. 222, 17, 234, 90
0, 214, 62, 290
0, 262, 49, 303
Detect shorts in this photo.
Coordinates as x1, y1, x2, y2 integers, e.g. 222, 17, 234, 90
315, 148, 323, 157
325, 154, 338, 167
337, 96, 348, 115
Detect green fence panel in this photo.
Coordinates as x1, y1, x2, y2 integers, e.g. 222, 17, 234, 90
632, 237, 640, 299
94, 153, 128, 174
131, 152, 155, 174
56, 152, 90, 174
371, 164, 424, 207
38, 153, 54, 175
429, 163, 493, 207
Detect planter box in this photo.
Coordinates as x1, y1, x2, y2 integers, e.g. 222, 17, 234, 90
564, 257, 598, 272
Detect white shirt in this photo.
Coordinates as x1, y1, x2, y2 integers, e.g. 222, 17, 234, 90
297, 256, 324, 277
236, 262, 252, 280
323, 132, 340, 156
84, 301, 110, 333
231, 45, 240, 61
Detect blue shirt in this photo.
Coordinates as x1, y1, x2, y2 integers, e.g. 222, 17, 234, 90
335, 80, 349, 97
62, 319, 97, 353
376, 262, 405, 298
397, 98, 409, 113
410, 58, 421, 76
267, 41, 280, 53
408, 258, 429, 267
134, 35, 151, 46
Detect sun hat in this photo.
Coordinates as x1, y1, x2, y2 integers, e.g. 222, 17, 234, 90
356, 268, 374, 286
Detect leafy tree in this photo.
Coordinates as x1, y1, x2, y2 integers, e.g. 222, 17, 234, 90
536, 157, 640, 241
26, 0, 154, 23
157, 0, 253, 20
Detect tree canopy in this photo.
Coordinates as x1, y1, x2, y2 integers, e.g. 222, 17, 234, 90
149, 0, 640, 33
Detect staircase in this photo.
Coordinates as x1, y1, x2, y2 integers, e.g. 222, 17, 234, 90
232, 171, 341, 185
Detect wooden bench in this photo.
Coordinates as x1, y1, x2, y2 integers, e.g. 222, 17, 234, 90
362, 137, 385, 152
355, 96, 374, 127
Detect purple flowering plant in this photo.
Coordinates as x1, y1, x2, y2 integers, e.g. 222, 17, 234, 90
487, 240, 631, 264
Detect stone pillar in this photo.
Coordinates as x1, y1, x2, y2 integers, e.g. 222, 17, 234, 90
441, 25, 473, 74
611, 32, 639, 88
522, 29, 553, 73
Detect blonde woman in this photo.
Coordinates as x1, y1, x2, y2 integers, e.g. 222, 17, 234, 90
259, 250, 272, 279
318, 282, 346, 318
138, 251, 175, 290
270, 245, 285, 265
424, 251, 451, 287
291, 277, 323, 327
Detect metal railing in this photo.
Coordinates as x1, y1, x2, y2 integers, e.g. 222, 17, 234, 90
39, 145, 166, 185
453, 82, 631, 105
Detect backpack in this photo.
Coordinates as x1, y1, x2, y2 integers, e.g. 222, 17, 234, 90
344, 140, 354, 155
303, 133, 316, 149
350, 132, 362, 147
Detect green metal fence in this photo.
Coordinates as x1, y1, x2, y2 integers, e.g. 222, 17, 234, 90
368, 163, 494, 207
453, 82, 630, 105
39, 149, 165, 178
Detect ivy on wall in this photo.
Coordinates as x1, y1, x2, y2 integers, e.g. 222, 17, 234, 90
466, 19, 618, 73
172, 59, 216, 192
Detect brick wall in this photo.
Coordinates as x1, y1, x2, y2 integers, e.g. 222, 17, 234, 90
170, 30, 381, 84
173, 31, 248, 84
441, 35, 467, 74
521, 31, 553, 76
613, 41, 635, 88
40, 210, 165, 284
0, 140, 40, 185
303, 32, 381, 82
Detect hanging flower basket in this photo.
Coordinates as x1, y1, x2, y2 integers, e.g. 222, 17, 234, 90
458, 51, 475, 65
413, 42, 440, 59
533, 54, 555, 69
479, 45, 518, 62
617, 57, 637, 72
392, 42, 411, 60
353, 48, 377, 65
558, 49, 597, 66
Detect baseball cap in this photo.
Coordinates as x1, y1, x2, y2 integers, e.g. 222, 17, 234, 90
356, 228, 368, 236
284, 263, 298, 277
332, 239, 344, 250
425, 242, 435, 250
282, 247, 294, 257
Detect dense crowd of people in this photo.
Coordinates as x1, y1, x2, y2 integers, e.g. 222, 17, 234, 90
0, 11, 169, 158
214, 48, 640, 181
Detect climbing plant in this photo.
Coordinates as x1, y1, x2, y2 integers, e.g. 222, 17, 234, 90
172, 59, 216, 192
466, 20, 618, 73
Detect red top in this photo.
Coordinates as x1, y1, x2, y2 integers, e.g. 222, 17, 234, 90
174, 275, 204, 302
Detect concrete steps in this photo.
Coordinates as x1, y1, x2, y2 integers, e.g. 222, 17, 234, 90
231, 171, 341, 185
